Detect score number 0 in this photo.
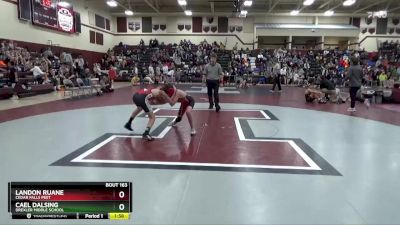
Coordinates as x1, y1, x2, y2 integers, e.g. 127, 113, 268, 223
118, 191, 126, 211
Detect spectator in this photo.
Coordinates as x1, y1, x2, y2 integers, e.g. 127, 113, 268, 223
155, 63, 161, 84
378, 70, 388, 87
108, 65, 117, 90
132, 64, 139, 77
64, 52, 73, 66
162, 63, 169, 82
30, 63, 48, 83
396, 66, 400, 81
80, 68, 92, 86
73, 61, 81, 75
75, 55, 85, 70
43, 47, 53, 58
175, 68, 182, 83
293, 69, 300, 86
7, 61, 17, 87
320, 76, 338, 102
131, 74, 140, 85
346, 56, 363, 112
148, 63, 154, 78
89, 63, 97, 76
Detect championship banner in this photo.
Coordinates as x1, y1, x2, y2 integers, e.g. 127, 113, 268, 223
57, 4, 74, 33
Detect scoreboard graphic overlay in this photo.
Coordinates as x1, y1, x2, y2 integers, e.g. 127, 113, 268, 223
8, 182, 132, 220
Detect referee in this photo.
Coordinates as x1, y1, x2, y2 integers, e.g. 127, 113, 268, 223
203, 53, 224, 112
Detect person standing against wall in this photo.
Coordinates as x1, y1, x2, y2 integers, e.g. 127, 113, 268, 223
346, 56, 363, 112
203, 53, 224, 112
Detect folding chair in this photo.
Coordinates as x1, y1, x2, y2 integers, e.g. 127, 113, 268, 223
76, 78, 93, 96
63, 79, 80, 98
90, 78, 103, 95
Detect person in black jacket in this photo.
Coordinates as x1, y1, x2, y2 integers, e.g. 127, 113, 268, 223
320, 76, 337, 102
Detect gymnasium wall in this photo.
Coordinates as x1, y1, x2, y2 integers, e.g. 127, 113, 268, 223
253, 16, 357, 49
116, 34, 255, 50
2, 0, 398, 54
318, 17, 349, 24
113, 14, 399, 51
254, 16, 316, 24
0, 0, 115, 53
358, 17, 400, 51
255, 27, 359, 37
324, 36, 350, 45
254, 16, 350, 25
116, 16, 255, 49
113, 15, 374, 50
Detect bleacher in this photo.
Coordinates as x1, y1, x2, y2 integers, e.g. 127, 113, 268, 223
378, 41, 400, 65
0, 70, 54, 99
111, 42, 234, 83
0, 87, 13, 99
216, 51, 231, 72
309, 57, 321, 82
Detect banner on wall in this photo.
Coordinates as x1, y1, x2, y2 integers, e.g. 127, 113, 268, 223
21, 0, 76, 33
128, 21, 141, 32
151, 17, 167, 33
57, 4, 74, 33
228, 18, 244, 33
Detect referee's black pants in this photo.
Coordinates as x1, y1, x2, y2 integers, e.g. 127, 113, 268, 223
206, 79, 219, 106
271, 75, 282, 91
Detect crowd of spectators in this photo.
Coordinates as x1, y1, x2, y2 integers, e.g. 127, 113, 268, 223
102, 38, 227, 84
0, 40, 113, 97
228, 43, 400, 101
379, 40, 400, 64
1, 38, 399, 103
0, 40, 51, 84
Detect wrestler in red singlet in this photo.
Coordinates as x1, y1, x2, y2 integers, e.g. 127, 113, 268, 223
124, 85, 175, 141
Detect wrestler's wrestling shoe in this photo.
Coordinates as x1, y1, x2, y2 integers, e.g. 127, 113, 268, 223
124, 122, 133, 131
142, 132, 154, 141
168, 120, 177, 127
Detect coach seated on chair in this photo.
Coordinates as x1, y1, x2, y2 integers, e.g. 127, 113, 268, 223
320, 75, 338, 102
